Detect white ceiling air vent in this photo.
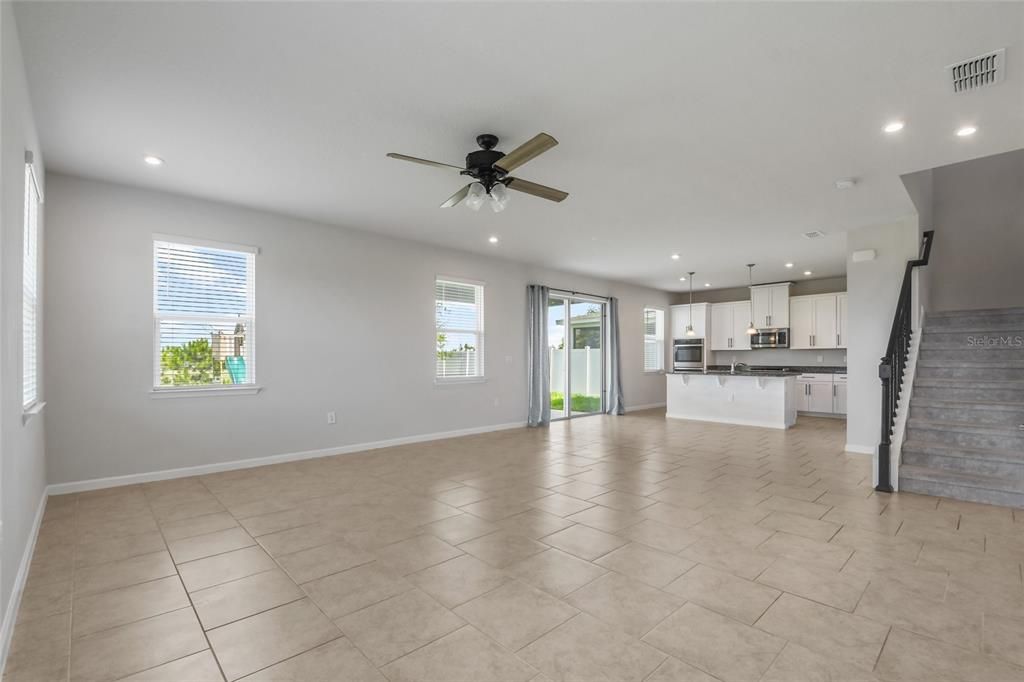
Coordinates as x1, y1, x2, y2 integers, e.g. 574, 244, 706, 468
947, 49, 1005, 93
802, 230, 826, 239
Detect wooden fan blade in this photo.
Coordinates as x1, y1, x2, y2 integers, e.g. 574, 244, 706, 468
441, 184, 472, 208
504, 177, 568, 203
387, 153, 463, 171
493, 133, 558, 173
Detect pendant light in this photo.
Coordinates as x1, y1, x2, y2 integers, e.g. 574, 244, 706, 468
685, 272, 696, 336
746, 264, 758, 335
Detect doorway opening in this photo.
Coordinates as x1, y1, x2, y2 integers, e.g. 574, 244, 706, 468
547, 294, 606, 419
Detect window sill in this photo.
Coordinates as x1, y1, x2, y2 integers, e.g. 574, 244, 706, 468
434, 377, 486, 386
22, 401, 46, 425
644, 370, 666, 375
151, 386, 262, 399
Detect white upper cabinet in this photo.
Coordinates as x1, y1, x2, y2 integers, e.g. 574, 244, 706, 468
732, 301, 752, 350
837, 293, 848, 348
709, 301, 753, 351
710, 303, 734, 351
813, 296, 838, 349
790, 293, 841, 349
750, 283, 790, 329
769, 285, 791, 328
671, 303, 708, 339
790, 297, 815, 349
751, 287, 772, 329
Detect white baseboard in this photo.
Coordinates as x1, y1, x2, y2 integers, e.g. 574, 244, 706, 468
48, 421, 526, 495
625, 402, 666, 413
844, 443, 876, 455
0, 490, 48, 677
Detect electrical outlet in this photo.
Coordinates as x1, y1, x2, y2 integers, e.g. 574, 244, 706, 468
327, 411, 337, 425
817, 354, 823, 362
493, 397, 500, 407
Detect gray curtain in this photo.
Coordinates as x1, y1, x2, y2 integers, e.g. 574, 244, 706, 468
526, 285, 550, 427
606, 296, 625, 415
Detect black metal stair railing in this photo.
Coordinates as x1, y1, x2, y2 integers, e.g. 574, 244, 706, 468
876, 230, 934, 492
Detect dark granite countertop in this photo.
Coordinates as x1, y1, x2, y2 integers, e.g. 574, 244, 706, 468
707, 365, 847, 374
671, 369, 802, 377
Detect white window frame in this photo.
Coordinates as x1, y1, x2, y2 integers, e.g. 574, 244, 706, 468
23, 151, 43, 416
643, 306, 665, 373
434, 276, 485, 384
152, 234, 260, 397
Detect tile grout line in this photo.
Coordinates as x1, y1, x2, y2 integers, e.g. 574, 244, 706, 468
149, 481, 231, 682
199, 477, 364, 680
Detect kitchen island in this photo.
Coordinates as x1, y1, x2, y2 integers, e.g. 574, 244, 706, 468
666, 370, 800, 429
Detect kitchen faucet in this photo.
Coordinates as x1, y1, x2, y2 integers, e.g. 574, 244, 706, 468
730, 361, 749, 374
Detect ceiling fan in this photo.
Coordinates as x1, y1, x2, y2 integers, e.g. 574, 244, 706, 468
387, 133, 569, 212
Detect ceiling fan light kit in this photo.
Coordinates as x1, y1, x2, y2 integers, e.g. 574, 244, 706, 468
387, 132, 569, 210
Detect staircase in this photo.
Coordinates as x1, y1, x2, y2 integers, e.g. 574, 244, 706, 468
900, 307, 1024, 507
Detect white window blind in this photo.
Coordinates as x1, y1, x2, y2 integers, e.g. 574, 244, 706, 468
23, 159, 41, 409
643, 307, 665, 372
153, 237, 256, 389
435, 278, 484, 380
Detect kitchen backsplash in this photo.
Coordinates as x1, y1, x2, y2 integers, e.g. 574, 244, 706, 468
708, 348, 847, 367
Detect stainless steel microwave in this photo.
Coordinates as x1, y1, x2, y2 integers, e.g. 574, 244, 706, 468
750, 328, 789, 349
673, 338, 705, 371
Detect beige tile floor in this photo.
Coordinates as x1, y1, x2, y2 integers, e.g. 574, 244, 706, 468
6, 412, 1024, 682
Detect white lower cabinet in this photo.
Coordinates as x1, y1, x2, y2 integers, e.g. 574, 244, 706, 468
796, 373, 845, 416
833, 374, 848, 414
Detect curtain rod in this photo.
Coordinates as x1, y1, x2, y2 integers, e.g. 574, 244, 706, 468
547, 287, 610, 301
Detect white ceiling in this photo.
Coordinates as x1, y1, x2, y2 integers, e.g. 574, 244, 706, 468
14, 2, 1024, 291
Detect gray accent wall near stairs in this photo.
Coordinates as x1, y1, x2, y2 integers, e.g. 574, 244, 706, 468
899, 306, 1024, 507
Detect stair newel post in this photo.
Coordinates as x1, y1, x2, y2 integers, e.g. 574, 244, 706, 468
878, 357, 894, 492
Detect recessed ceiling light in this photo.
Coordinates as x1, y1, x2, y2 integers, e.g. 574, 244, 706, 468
488, 236, 498, 244
704, 283, 711, 287
143, 155, 164, 166
804, 270, 813, 276
671, 254, 680, 260
956, 125, 977, 137
678, 276, 687, 281
785, 263, 794, 268
883, 121, 905, 133
834, 178, 857, 190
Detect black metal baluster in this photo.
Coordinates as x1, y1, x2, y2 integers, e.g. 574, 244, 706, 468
875, 231, 933, 493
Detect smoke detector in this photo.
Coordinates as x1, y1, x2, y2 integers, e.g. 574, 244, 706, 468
802, 230, 827, 239
947, 49, 1005, 93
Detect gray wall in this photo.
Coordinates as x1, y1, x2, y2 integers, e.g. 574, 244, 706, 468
907, 149, 1024, 313
43, 174, 673, 485
0, 2, 48, 646
845, 217, 919, 453
669, 276, 846, 306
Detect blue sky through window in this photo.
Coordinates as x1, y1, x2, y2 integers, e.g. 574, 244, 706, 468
156, 242, 251, 348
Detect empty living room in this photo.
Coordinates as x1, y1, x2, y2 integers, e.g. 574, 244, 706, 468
1, 1, 1023, 681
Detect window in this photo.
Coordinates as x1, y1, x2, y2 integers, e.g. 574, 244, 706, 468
23, 154, 42, 409
643, 307, 665, 372
153, 236, 257, 390
435, 278, 484, 380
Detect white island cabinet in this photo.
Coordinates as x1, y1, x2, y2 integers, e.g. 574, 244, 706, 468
666, 373, 798, 429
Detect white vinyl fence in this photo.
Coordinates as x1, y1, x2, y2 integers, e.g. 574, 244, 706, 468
550, 347, 602, 396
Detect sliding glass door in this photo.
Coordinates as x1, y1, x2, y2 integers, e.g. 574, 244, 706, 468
547, 294, 606, 419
